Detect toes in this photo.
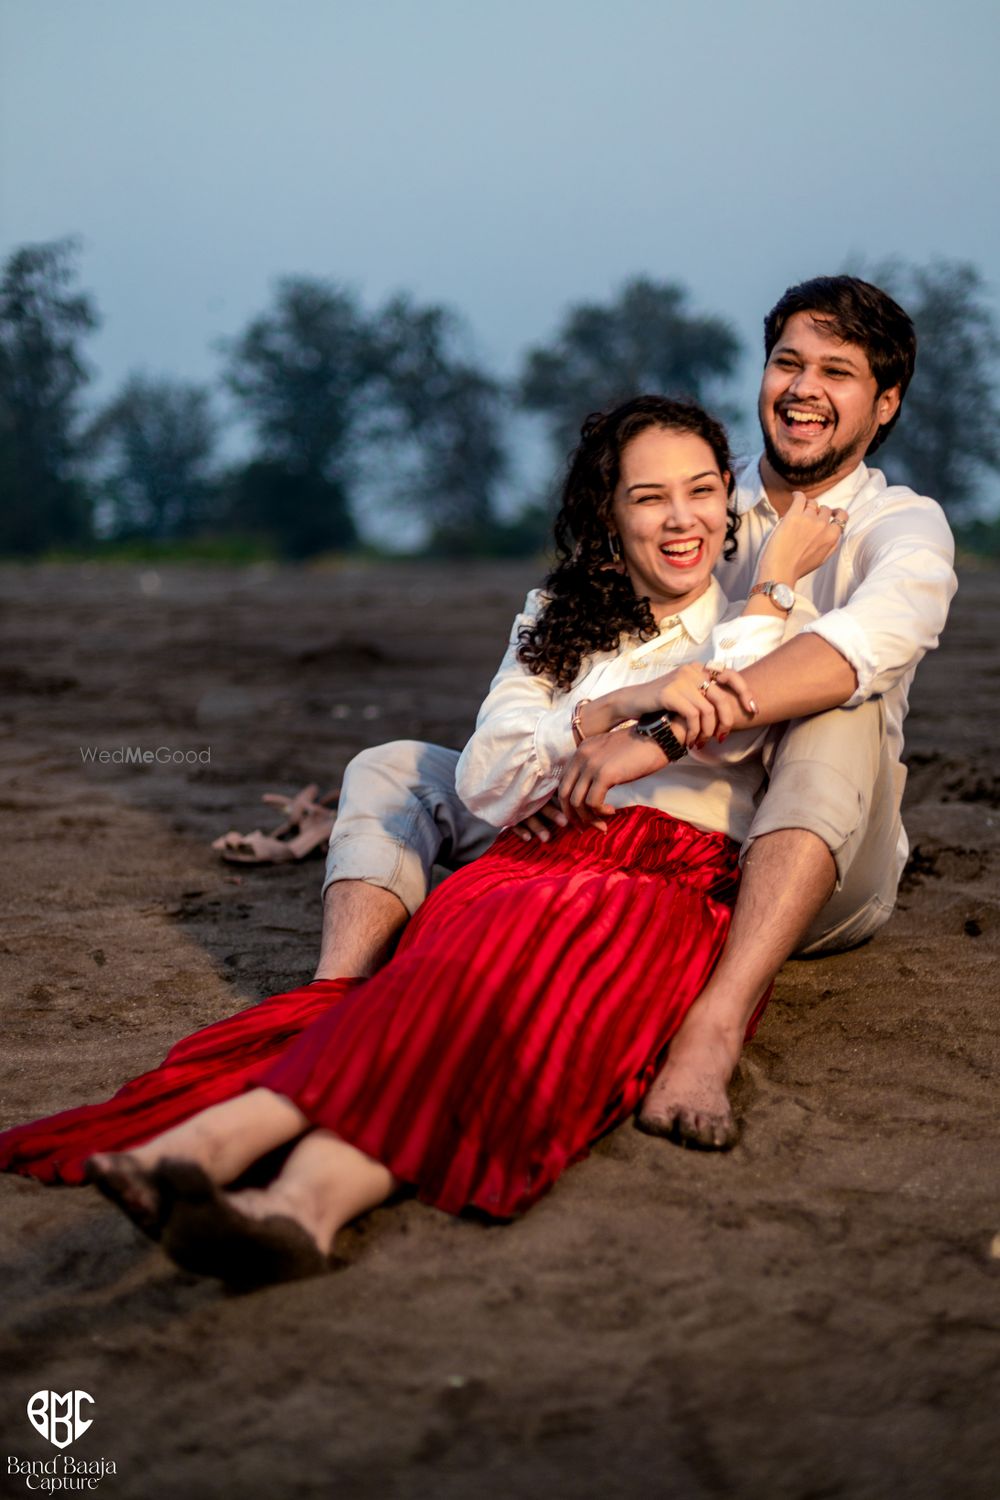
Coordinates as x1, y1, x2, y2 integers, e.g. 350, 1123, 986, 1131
681, 1109, 738, 1151
635, 1101, 682, 1138
635, 1104, 738, 1151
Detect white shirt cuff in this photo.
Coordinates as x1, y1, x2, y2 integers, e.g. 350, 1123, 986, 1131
531, 702, 578, 777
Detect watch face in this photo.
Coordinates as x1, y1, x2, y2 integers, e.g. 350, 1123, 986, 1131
772, 583, 795, 611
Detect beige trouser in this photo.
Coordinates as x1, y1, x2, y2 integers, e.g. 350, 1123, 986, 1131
324, 697, 903, 955
746, 695, 903, 955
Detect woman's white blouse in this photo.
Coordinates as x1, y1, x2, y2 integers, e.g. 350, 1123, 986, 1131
456, 577, 815, 842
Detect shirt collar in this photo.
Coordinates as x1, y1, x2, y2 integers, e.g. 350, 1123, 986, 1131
734, 452, 870, 516
628, 576, 728, 664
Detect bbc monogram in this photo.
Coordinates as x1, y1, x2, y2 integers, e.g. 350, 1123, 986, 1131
27, 1393, 93, 1450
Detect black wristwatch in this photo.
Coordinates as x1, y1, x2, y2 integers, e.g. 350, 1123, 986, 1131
634, 711, 688, 762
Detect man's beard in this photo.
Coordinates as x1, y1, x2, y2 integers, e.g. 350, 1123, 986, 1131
760, 425, 856, 488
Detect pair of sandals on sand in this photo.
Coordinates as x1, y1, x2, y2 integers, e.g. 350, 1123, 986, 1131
212, 783, 339, 865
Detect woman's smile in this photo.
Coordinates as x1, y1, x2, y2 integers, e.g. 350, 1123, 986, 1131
611, 426, 730, 617
659, 536, 705, 569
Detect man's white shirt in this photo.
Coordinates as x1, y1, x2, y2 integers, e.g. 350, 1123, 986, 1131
458, 453, 956, 875
717, 453, 957, 773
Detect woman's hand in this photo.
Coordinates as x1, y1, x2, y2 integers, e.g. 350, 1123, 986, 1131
756, 490, 847, 586
618, 662, 758, 746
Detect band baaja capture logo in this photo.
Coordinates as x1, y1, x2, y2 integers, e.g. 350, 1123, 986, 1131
27, 1393, 94, 1450
6, 1392, 118, 1492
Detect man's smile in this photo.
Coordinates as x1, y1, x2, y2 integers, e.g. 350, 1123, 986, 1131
777, 404, 833, 439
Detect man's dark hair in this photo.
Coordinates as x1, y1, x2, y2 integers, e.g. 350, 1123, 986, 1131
763, 275, 916, 452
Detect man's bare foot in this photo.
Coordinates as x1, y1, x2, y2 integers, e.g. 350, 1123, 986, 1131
637, 1011, 744, 1149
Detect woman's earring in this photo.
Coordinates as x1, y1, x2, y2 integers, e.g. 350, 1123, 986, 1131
602, 532, 625, 573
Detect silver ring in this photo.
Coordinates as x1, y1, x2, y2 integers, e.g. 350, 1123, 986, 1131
830, 515, 847, 532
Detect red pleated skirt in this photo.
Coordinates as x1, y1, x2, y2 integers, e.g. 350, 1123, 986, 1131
0, 807, 763, 1215
257, 808, 750, 1215
0, 978, 360, 1185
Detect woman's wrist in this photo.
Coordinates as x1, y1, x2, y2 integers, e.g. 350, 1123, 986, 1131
753, 556, 798, 589
575, 689, 633, 739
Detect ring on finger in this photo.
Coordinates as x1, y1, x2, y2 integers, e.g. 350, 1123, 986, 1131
698, 678, 714, 697
830, 514, 847, 531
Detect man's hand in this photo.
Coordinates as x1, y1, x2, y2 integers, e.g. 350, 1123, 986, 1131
558, 731, 670, 827
510, 799, 570, 843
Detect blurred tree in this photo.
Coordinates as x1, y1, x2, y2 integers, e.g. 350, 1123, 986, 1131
0, 238, 99, 553
871, 260, 1000, 514
224, 460, 353, 559
374, 296, 508, 555
222, 278, 512, 556
519, 276, 743, 459
89, 374, 220, 538
221, 278, 376, 553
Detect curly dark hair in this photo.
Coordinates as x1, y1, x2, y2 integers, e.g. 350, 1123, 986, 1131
517, 395, 739, 690
763, 275, 916, 453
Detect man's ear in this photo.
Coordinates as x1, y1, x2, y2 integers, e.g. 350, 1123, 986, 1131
877, 385, 902, 426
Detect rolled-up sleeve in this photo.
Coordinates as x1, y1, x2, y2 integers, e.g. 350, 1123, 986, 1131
456, 592, 571, 827
801, 500, 956, 704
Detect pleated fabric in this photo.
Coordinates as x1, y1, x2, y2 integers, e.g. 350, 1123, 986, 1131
0, 806, 765, 1215
259, 806, 756, 1217
0, 978, 359, 1184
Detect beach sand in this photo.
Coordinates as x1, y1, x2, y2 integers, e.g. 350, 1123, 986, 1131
0, 559, 997, 1499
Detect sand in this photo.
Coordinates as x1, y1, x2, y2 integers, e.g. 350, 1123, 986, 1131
0, 558, 997, 1500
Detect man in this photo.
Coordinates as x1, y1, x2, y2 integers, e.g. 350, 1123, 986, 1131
311, 275, 956, 1149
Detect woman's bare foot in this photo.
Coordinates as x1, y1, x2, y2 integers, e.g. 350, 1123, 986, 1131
127, 1089, 310, 1186
637, 1010, 744, 1149
156, 1160, 329, 1287
85, 1153, 166, 1239
227, 1178, 336, 1252
128, 1118, 229, 1180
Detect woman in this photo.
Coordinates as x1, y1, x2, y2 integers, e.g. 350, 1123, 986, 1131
0, 396, 837, 1287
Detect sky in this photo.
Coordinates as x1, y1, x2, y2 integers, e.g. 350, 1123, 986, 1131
2, 0, 998, 493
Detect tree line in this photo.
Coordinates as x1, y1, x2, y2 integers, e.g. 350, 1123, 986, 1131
1, 238, 998, 559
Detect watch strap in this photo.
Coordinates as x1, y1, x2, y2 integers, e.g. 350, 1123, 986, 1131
749, 580, 793, 614
635, 711, 688, 762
